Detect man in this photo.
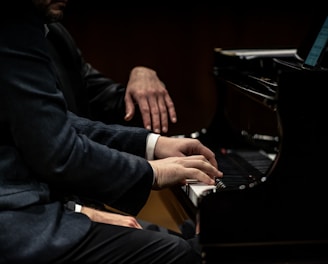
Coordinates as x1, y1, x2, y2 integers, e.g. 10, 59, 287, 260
46, 8, 177, 134
0, 1, 222, 263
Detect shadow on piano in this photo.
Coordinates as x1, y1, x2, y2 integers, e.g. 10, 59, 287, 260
173, 56, 328, 263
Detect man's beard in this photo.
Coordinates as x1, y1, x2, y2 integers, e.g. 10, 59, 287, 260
33, 2, 65, 23
45, 9, 64, 23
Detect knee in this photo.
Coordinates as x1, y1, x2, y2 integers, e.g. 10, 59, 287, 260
160, 235, 201, 264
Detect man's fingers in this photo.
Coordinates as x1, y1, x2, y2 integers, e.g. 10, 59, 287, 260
147, 97, 161, 134
164, 94, 177, 124
157, 98, 168, 133
174, 155, 222, 185
136, 98, 152, 131
124, 94, 135, 121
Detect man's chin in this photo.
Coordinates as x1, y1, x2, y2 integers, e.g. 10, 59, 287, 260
46, 10, 64, 23
45, 2, 66, 22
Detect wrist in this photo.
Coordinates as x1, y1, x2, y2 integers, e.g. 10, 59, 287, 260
64, 201, 82, 213
130, 66, 156, 78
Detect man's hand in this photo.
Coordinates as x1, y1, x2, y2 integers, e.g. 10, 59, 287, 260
149, 155, 221, 189
154, 136, 219, 169
149, 136, 223, 189
81, 206, 142, 229
125, 66, 177, 134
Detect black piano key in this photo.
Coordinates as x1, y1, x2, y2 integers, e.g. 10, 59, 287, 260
214, 149, 273, 189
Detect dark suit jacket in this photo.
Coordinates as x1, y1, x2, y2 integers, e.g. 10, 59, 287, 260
0, 6, 153, 264
46, 22, 128, 124
47, 21, 144, 127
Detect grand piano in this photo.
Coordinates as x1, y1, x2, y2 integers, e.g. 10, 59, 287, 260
175, 15, 328, 263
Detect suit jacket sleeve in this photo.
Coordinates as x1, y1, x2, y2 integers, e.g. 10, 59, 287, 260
1, 16, 153, 215
47, 22, 131, 124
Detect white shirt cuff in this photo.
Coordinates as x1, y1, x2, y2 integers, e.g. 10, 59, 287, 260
146, 133, 160, 185
146, 133, 160, 160
75, 203, 82, 213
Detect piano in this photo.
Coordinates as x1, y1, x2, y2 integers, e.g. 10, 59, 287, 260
174, 16, 328, 263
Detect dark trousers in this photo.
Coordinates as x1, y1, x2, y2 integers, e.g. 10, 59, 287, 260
53, 221, 202, 264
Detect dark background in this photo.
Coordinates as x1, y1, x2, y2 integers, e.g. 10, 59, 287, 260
61, 2, 318, 136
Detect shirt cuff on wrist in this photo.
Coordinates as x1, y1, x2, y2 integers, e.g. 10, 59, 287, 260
146, 133, 160, 160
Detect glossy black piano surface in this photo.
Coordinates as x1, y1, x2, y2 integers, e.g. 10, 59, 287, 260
175, 53, 328, 263
200, 56, 328, 263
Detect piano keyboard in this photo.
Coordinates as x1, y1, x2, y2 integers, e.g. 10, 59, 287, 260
182, 149, 275, 206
